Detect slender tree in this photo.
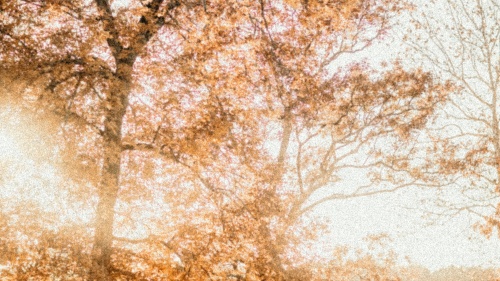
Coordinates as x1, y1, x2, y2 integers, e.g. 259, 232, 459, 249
404, 0, 500, 236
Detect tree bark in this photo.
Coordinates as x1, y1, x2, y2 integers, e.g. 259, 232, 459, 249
90, 61, 135, 280
89, 0, 167, 277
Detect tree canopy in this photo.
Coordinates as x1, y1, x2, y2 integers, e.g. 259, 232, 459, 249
0, 0, 452, 279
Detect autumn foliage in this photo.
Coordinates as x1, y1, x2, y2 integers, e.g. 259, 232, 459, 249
0, 0, 454, 280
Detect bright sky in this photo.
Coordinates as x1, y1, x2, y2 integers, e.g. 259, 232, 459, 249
310, 0, 500, 271
314, 182, 500, 271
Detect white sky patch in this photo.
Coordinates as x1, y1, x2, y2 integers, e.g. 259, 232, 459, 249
311, 175, 500, 271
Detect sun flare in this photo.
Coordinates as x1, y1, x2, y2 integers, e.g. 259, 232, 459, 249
0, 109, 74, 221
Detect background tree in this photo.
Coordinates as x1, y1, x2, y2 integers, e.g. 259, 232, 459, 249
403, 0, 500, 237
1, 0, 449, 279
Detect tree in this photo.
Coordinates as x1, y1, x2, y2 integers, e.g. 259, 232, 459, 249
0, 0, 448, 279
1, 1, 192, 278
404, 0, 500, 237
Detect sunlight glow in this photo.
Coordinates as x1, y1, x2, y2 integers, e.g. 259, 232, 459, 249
0, 127, 21, 158
0, 107, 91, 226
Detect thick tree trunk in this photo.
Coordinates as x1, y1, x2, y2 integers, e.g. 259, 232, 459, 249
87, 2, 175, 278
90, 62, 134, 280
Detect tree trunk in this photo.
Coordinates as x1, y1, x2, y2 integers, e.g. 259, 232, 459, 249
90, 61, 134, 280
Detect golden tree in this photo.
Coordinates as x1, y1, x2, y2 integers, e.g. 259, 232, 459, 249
0, 0, 449, 279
